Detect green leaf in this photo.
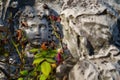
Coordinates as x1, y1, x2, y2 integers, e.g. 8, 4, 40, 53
48, 49, 57, 54
46, 58, 56, 63
18, 77, 24, 80
34, 53, 42, 58
29, 71, 37, 77
37, 65, 41, 71
41, 61, 51, 76
40, 50, 47, 56
46, 53, 56, 58
33, 58, 44, 64
29, 48, 39, 53
45, 50, 57, 58
39, 74, 47, 80
48, 50, 57, 57
35, 50, 47, 58
20, 70, 28, 76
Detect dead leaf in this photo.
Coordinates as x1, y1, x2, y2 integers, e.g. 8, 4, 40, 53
16, 29, 22, 40
41, 42, 48, 50
21, 21, 28, 27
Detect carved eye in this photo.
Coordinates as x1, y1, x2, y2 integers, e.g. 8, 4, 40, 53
40, 24, 46, 30
31, 24, 37, 27
29, 26, 34, 31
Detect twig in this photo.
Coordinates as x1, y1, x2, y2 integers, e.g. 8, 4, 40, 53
11, 39, 23, 64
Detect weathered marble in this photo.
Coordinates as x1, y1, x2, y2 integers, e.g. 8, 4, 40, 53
60, 0, 120, 80
61, 0, 120, 59
1, 0, 120, 80
69, 60, 120, 80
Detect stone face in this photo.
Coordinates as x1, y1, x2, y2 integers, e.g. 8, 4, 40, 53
19, 0, 120, 79
1, 0, 120, 80
61, 0, 120, 58
60, 0, 120, 80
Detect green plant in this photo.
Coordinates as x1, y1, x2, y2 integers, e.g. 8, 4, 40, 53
18, 48, 58, 80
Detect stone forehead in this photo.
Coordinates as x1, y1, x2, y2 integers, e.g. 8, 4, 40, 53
23, 6, 34, 12
26, 17, 48, 26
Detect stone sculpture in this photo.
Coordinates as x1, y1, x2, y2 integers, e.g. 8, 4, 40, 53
19, 5, 63, 47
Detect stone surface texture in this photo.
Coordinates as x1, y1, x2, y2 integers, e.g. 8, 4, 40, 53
60, 0, 120, 80
1, 0, 120, 80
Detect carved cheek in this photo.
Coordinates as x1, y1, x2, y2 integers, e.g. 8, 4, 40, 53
40, 26, 48, 40
24, 28, 36, 39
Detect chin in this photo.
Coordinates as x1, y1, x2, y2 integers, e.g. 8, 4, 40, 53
30, 41, 41, 47
28, 38, 41, 47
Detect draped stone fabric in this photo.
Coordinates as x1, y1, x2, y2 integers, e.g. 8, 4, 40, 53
59, 0, 120, 80
69, 60, 120, 80
1, 0, 120, 80
61, 0, 120, 58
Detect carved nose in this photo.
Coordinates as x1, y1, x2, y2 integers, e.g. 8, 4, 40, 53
35, 31, 40, 35
34, 26, 40, 34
